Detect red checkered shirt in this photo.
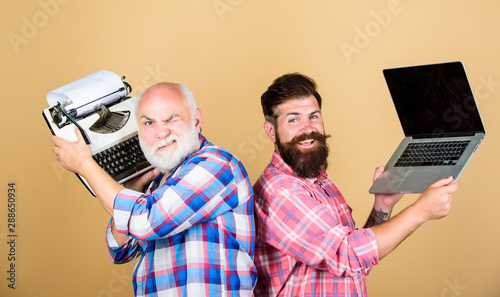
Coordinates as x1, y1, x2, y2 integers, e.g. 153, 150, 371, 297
253, 152, 379, 297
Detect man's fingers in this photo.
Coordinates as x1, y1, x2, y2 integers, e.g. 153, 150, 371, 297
429, 176, 454, 188
73, 125, 84, 143
50, 134, 64, 146
373, 166, 385, 182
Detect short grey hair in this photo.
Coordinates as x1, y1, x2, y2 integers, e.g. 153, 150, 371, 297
178, 83, 197, 117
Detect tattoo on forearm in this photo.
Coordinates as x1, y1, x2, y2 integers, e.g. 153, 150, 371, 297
365, 208, 389, 228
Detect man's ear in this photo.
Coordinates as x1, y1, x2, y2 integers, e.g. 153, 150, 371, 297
194, 108, 204, 133
264, 121, 276, 143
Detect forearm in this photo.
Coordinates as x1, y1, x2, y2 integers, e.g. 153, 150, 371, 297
80, 160, 125, 216
364, 198, 396, 228
111, 219, 131, 246
370, 203, 426, 260
106, 220, 141, 264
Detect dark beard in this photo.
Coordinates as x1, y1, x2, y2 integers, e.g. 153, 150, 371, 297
276, 131, 330, 178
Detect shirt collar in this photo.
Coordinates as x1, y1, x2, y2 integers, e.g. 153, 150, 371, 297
270, 151, 328, 181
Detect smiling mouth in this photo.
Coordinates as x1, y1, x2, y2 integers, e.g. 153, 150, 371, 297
297, 139, 315, 147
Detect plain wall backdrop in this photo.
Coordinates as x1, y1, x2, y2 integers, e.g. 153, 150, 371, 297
2, 1, 499, 296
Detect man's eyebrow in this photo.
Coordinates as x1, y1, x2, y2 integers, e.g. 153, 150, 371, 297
284, 112, 300, 117
284, 110, 321, 117
139, 114, 179, 122
163, 114, 179, 122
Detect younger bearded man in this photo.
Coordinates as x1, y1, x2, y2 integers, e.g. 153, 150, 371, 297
253, 73, 458, 296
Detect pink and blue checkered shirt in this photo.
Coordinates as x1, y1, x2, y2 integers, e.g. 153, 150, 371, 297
106, 136, 257, 296
253, 152, 379, 297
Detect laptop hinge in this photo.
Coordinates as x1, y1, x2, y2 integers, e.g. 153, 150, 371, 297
412, 132, 478, 139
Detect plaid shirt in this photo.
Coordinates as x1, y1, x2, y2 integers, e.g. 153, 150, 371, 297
106, 135, 257, 296
253, 152, 379, 297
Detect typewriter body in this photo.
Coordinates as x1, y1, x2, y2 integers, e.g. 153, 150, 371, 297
42, 70, 153, 196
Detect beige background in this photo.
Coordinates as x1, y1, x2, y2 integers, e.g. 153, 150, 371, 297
1, 1, 499, 296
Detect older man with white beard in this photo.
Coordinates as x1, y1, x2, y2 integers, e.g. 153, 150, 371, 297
50, 82, 256, 296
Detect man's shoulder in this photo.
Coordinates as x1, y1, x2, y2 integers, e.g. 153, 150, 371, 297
183, 143, 248, 177
194, 143, 239, 164
254, 163, 303, 192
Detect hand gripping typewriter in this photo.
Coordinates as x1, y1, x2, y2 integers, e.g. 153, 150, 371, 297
42, 70, 153, 196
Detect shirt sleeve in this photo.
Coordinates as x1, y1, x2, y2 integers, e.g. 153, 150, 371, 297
255, 174, 379, 277
113, 151, 245, 241
105, 219, 142, 264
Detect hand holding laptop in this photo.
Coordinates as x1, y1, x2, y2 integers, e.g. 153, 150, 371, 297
370, 174, 459, 260
412, 176, 458, 221
372, 165, 404, 208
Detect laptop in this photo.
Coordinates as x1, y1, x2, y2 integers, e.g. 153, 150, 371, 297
369, 61, 485, 194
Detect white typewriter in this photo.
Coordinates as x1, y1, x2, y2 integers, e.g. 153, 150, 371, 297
42, 70, 153, 196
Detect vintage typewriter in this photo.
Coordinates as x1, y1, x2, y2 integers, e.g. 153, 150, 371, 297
42, 70, 153, 196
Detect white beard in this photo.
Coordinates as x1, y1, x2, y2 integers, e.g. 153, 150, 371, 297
139, 123, 200, 173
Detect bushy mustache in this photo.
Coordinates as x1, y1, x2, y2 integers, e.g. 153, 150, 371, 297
289, 132, 330, 145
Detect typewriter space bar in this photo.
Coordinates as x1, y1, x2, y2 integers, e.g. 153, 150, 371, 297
112, 161, 152, 183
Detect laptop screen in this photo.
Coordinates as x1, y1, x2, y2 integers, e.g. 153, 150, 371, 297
383, 61, 485, 138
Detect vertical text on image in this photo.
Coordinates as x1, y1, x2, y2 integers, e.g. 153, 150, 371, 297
6, 182, 17, 289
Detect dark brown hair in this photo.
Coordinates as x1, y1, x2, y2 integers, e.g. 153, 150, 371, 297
261, 73, 322, 125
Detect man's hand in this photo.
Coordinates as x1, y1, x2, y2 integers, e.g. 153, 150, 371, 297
365, 166, 405, 228
49, 125, 125, 216
372, 166, 404, 209
412, 176, 458, 221
371, 176, 459, 260
123, 168, 161, 192
51, 126, 93, 175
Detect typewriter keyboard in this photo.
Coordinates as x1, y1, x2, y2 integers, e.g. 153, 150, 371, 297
92, 135, 151, 182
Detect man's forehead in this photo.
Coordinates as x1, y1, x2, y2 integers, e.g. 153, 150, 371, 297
137, 89, 189, 119
139, 87, 185, 107
276, 96, 321, 116
140, 85, 183, 103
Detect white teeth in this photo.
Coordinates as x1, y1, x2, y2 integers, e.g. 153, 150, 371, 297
298, 139, 314, 144
156, 140, 176, 150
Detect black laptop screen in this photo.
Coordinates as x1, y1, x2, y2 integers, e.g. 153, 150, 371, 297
383, 62, 485, 138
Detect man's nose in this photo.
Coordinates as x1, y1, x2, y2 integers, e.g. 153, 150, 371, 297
300, 119, 315, 134
155, 124, 171, 139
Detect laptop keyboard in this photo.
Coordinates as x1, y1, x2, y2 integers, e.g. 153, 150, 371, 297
395, 140, 470, 167
92, 135, 151, 182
